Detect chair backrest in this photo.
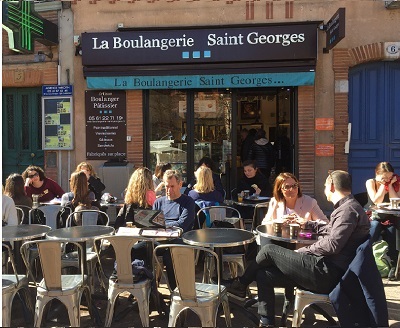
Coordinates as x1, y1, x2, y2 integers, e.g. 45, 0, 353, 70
21, 239, 84, 291
66, 209, 110, 227
196, 205, 241, 229
252, 202, 270, 232
2, 243, 20, 282
353, 192, 368, 208
154, 244, 221, 300
15, 207, 24, 225
94, 235, 150, 284
29, 205, 64, 230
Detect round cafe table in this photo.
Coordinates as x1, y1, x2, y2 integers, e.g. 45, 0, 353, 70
256, 224, 318, 247
182, 228, 255, 278
2, 224, 51, 273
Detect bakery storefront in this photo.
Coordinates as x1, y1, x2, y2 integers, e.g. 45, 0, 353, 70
81, 23, 319, 194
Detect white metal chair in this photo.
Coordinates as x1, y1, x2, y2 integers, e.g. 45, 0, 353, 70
94, 235, 152, 327
2, 243, 33, 327
15, 207, 25, 225
62, 209, 110, 293
29, 204, 66, 230
197, 206, 246, 281
154, 244, 231, 327
21, 239, 92, 327
291, 289, 333, 327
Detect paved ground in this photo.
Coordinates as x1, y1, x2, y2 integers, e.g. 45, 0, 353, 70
9, 245, 400, 327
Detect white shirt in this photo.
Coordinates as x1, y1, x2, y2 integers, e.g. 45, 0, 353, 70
2, 194, 19, 226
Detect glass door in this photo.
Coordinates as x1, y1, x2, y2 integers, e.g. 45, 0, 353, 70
148, 90, 188, 181
192, 90, 232, 175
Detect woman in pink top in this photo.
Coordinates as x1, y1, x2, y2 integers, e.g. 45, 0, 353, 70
125, 167, 156, 208
262, 172, 328, 226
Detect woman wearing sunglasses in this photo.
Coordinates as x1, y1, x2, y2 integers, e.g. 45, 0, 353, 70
262, 172, 328, 226
22, 165, 64, 203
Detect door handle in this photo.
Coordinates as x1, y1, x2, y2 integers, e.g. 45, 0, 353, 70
31, 153, 35, 158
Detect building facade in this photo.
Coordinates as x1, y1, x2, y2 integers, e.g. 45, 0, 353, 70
2, 0, 400, 211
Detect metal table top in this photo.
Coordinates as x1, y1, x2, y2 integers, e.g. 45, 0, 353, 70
371, 205, 400, 217
182, 228, 255, 248
46, 225, 114, 242
2, 224, 51, 242
256, 224, 318, 245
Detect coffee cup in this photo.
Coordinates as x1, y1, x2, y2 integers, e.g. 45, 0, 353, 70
289, 224, 300, 239
273, 221, 283, 235
126, 221, 134, 228
390, 198, 400, 209
243, 190, 250, 199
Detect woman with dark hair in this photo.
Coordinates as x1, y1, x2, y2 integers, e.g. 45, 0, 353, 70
237, 160, 271, 197
4, 173, 33, 223
262, 172, 328, 225
22, 165, 64, 203
75, 161, 105, 203
366, 161, 400, 280
61, 171, 98, 226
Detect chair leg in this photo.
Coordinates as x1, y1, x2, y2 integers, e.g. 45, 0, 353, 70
136, 289, 150, 327
221, 296, 232, 327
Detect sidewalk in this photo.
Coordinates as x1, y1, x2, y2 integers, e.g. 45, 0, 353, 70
10, 245, 400, 327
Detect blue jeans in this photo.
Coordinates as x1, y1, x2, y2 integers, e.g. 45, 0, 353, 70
370, 219, 399, 264
240, 244, 343, 318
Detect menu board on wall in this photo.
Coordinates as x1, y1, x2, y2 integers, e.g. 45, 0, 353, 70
85, 90, 127, 160
42, 97, 73, 150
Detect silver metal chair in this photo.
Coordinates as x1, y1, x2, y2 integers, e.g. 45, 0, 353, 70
197, 206, 246, 280
21, 239, 92, 327
15, 207, 25, 225
2, 243, 33, 327
29, 204, 65, 230
94, 235, 152, 327
62, 209, 110, 293
154, 244, 231, 327
252, 202, 270, 233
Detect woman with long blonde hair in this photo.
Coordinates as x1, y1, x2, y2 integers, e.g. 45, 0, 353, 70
188, 166, 224, 203
125, 167, 156, 208
115, 167, 156, 229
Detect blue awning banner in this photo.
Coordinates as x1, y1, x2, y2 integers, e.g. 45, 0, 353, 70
87, 72, 315, 90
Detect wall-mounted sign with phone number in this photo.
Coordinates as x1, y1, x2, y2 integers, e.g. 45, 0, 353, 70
85, 90, 127, 160
42, 97, 73, 150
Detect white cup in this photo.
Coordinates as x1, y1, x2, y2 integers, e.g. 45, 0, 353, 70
390, 198, 400, 209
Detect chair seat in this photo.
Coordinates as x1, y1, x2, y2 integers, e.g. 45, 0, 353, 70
108, 277, 151, 290
2, 275, 28, 289
172, 283, 227, 303
37, 275, 88, 296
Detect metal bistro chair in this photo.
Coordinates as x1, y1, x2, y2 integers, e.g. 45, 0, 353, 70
21, 239, 93, 327
154, 244, 231, 327
197, 205, 246, 281
2, 243, 34, 327
15, 207, 25, 225
29, 204, 66, 230
94, 235, 152, 327
252, 202, 270, 235
62, 209, 110, 293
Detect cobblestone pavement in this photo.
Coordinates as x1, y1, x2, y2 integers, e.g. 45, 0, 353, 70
9, 245, 400, 327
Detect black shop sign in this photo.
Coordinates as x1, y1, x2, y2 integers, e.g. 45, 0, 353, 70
85, 90, 127, 160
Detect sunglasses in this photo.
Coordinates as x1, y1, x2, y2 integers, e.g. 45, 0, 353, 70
28, 173, 39, 179
282, 183, 299, 191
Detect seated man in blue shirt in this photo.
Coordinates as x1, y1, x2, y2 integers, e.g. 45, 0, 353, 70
153, 169, 195, 289
153, 169, 195, 232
